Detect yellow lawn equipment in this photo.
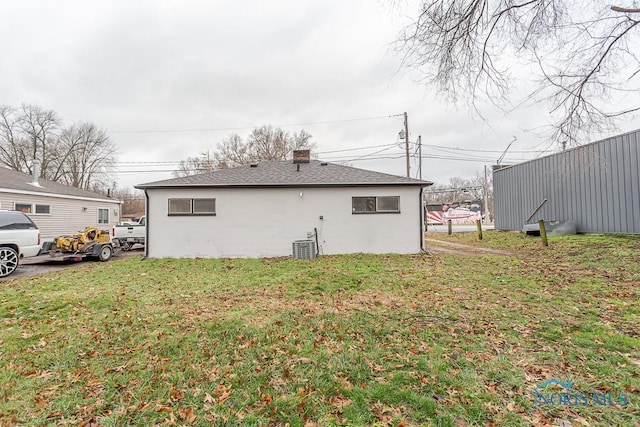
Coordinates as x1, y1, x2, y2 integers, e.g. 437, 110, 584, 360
42, 227, 116, 262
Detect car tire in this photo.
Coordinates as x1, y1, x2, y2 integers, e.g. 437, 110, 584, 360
0, 246, 19, 278
98, 245, 112, 262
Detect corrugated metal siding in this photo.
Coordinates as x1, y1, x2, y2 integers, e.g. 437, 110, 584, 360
494, 129, 640, 233
0, 192, 121, 238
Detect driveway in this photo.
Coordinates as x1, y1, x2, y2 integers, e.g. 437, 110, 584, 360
424, 238, 515, 256
0, 247, 143, 281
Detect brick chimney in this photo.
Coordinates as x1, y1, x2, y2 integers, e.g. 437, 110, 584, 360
293, 150, 310, 164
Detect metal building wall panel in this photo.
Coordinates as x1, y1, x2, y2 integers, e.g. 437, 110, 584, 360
494, 129, 640, 233
630, 132, 640, 231
615, 136, 626, 231
621, 134, 631, 231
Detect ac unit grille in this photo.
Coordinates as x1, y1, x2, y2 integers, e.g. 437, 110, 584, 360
292, 240, 317, 259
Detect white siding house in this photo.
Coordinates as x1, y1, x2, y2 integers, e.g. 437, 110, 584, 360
137, 157, 432, 258
0, 167, 121, 238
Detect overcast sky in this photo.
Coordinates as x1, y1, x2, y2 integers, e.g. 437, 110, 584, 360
1, 0, 638, 190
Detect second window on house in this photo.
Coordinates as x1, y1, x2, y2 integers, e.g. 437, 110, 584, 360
98, 208, 110, 224
168, 198, 216, 215
352, 196, 400, 214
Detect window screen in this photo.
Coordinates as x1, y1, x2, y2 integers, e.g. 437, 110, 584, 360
98, 208, 109, 224
35, 204, 51, 214
168, 198, 216, 215
193, 198, 216, 214
377, 196, 400, 212
352, 196, 400, 214
168, 199, 192, 214
352, 197, 376, 213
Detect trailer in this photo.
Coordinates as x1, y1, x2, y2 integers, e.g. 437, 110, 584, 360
36, 240, 116, 262
32, 226, 119, 263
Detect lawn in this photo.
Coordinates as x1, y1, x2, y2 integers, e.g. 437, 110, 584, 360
0, 231, 638, 426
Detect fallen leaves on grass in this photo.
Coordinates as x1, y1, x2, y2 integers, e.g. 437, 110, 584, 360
1, 234, 638, 426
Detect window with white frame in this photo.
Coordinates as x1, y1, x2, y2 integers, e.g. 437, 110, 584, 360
35, 204, 51, 214
14, 203, 32, 213
98, 208, 109, 224
168, 198, 216, 216
168, 198, 192, 215
352, 196, 400, 214
14, 202, 51, 215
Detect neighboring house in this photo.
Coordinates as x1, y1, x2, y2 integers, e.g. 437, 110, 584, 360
494, 129, 640, 233
0, 165, 122, 238
136, 152, 432, 258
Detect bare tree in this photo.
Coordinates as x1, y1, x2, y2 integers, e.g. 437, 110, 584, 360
397, 2, 640, 146
216, 126, 316, 168
0, 104, 116, 191
112, 186, 145, 215
0, 104, 62, 175
292, 129, 313, 149
18, 104, 63, 177
173, 149, 218, 177
214, 134, 252, 169
175, 126, 315, 176
58, 123, 116, 190
0, 106, 24, 171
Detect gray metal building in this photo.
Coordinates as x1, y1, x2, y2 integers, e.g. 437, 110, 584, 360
494, 129, 640, 234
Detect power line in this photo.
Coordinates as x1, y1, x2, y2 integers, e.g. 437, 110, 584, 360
109, 142, 406, 168
316, 143, 397, 155
109, 138, 542, 169
112, 142, 400, 166
108, 114, 405, 134
109, 155, 409, 173
348, 145, 398, 162
424, 144, 548, 154
108, 138, 539, 173
109, 153, 529, 172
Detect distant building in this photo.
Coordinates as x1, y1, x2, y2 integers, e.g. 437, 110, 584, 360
0, 165, 121, 238
494, 129, 640, 233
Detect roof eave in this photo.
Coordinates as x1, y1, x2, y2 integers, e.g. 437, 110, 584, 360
136, 181, 433, 190
0, 187, 122, 203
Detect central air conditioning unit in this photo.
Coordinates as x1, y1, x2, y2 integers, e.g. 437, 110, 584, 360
292, 239, 317, 259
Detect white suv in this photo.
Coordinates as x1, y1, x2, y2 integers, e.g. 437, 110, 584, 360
0, 210, 41, 278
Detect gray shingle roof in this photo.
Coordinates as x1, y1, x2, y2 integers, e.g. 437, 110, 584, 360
0, 166, 119, 201
136, 160, 433, 189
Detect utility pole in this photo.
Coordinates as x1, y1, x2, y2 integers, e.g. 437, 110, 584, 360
418, 135, 422, 180
404, 112, 410, 178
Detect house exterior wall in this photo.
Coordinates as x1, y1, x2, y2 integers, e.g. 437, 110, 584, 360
145, 186, 424, 258
0, 191, 121, 238
494, 130, 640, 233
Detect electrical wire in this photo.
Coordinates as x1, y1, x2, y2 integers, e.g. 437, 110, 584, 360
111, 143, 400, 166
109, 156, 529, 172
316, 143, 397, 155
423, 144, 548, 154
108, 152, 532, 174
111, 140, 542, 169
108, 114, 405, 134
107, 136, 540, 177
